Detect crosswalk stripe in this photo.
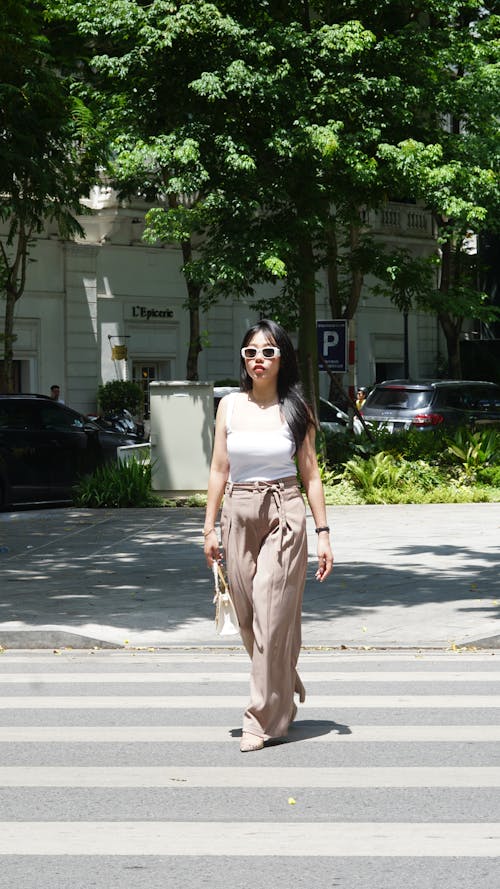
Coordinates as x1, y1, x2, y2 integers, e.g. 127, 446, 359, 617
0, 821, 498, 856
1, 694, 499, 708
1, 670, 499, 683
1, 650, 499, 874
1, 653, 497, 663
0, 766, 499, 787
0, 724, 498, 742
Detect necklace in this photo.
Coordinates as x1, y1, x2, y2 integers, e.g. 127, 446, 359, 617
249, 392, 279, 410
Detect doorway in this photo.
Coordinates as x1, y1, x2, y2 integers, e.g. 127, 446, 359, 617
375, 361, 405, 383
132, 361, 171, 419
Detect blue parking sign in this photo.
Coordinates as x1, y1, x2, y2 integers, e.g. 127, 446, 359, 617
317, 320, 348, 372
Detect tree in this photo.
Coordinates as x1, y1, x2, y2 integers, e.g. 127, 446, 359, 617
55, 0, 499, 395
375, 1, 500, 376
54, 0, 387, 399
0, 0, 97, 391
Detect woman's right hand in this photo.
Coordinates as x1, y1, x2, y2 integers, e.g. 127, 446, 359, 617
204, 529, 220, 568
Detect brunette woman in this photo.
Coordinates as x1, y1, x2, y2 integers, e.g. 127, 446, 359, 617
203, 320, 333, 751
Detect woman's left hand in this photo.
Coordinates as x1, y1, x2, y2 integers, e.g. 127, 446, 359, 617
315, 536, 334, 582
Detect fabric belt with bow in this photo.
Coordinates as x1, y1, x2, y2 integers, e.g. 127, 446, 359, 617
225, 475, 298, 548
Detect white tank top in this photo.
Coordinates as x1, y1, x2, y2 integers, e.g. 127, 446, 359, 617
226, 392, 296, 483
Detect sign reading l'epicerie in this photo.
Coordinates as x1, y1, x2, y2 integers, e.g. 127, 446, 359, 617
124, 303, 175, 321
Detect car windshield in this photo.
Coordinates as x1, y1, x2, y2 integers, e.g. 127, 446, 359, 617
366, 387, 433, 411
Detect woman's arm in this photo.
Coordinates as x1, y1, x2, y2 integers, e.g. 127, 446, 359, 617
203, 397, 230, 567
297, 424, 334, 582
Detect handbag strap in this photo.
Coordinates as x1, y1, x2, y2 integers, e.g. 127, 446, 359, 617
212, 560, 229, 596
212, 560, 220, 593
217, 561, 229, 594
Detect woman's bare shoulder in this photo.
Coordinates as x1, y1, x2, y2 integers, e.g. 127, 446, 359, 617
215, 390, 241, 422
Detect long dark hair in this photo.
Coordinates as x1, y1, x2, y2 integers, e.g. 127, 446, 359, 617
239, 319, 313, 454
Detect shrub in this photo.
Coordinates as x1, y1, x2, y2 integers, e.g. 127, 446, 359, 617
97, 380, 143, 415
446, 427, 500, 477
324, 426, 452, 470
73, 459, 163, 508
380, 428, 450, 463
477, 464, 500, 487
323, 429, 359, 468
343, 453, 404, 495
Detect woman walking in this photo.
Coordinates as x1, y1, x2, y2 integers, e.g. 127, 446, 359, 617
203, 320, 333, 752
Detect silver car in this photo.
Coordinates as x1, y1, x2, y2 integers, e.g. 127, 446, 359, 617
360, 380, 500, 432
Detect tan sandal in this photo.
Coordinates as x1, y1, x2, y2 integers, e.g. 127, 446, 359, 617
240, 732, 264, 753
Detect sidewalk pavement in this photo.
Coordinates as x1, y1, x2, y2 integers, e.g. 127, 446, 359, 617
0, 503, 498, 650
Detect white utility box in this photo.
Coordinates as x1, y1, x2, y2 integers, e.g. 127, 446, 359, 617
149, 381, 214, 496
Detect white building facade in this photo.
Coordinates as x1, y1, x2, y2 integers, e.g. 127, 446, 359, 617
3, 187, 446, 416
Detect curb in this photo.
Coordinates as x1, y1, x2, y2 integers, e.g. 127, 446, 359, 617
464, 634, 500, 650
0, 630, 498, 652
0, 631, 121, 650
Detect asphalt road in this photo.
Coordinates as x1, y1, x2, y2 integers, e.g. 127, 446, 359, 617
0, 648, 499, 887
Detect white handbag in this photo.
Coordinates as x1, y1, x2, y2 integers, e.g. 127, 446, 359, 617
212, 561, 239, 636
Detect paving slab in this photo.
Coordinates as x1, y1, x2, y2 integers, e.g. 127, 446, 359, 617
0, 503, 498, 650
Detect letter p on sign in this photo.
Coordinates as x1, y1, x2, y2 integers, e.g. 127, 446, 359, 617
323, 330, 339, 355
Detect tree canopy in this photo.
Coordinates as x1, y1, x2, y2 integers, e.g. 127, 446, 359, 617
15, 1, 500, 390
0, 0, 100, 390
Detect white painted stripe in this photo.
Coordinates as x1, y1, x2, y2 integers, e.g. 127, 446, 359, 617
0, 695, 499, 709
0, 766, 498, 788
1, 671, 499, 683
0, 653, 496, 663
0, 725, 498, 743
0, 821, 498, 856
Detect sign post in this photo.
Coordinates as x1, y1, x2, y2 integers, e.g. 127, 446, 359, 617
317, 320, 348, 373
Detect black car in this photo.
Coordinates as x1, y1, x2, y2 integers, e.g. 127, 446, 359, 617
0, 395, 140, 508
360, 380, 500, 433
319, 397, 348, 434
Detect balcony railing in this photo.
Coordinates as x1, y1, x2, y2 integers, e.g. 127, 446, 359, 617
360, 203, 434, 239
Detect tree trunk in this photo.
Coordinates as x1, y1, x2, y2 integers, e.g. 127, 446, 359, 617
325, 221, 344, 402
438, 312, 462, 378
0, 228, 27, 393
180, 237, 202, 381
438, 238, 462, 378
297, 234, 318, 411
325, 217, 364, 404
344, 221, 364, 321
0, 287, 16, 393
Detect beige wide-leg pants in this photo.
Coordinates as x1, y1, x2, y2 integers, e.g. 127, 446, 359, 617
220, 476, 308, 740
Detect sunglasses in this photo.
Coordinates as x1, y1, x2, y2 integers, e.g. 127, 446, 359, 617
241, 346, 281, 360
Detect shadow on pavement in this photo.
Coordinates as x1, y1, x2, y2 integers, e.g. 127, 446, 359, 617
229, 719, 351, 744
0, 505, 498, 640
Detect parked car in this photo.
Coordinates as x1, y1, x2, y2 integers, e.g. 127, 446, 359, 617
359, 380, 500, 433
319, 397, 348, 434
0, 395, 141, 509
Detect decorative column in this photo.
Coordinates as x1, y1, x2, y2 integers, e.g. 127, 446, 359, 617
63, 243, 99, 414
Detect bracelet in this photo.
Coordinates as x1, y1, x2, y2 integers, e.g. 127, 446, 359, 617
203, 528, 216, 537
315, 526, 330, 534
